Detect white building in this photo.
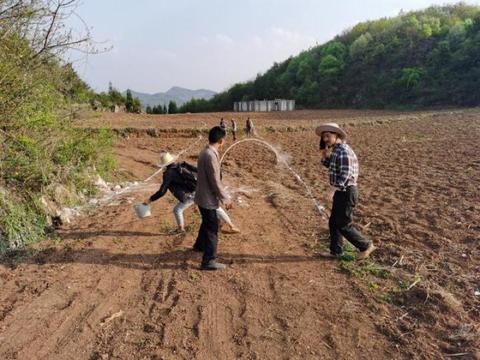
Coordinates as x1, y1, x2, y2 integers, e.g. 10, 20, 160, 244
234, 99, 295, 112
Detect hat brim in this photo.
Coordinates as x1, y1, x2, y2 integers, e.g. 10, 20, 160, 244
315, 125, 347, 139
158, 155, 179, 168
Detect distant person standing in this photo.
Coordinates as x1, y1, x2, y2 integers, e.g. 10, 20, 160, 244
231, 118, 237, 141
220, 118, 227, 131
316, 123, 376, 260
245, 117, 255, 137
193, 126, 232, 270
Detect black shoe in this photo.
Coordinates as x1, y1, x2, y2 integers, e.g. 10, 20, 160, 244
201, 260, 227, 270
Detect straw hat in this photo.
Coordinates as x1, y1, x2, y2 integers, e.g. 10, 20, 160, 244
315, 122, 347, 139
158, 152, 178, 168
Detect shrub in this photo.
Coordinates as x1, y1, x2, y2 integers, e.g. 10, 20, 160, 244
0, 1, 116, 253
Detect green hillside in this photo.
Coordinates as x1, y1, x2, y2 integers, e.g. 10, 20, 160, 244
0, 1, 115, 252
190, 3, 480, 111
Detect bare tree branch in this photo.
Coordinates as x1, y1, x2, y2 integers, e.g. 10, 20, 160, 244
0, 1, 22, 19
35, 1, 62, 57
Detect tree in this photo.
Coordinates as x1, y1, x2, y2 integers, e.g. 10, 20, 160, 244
349, 32, 373, 58
168, 101, 177, 114
149, 105, 164, 114
322, 41, 347, 60
60, 63, 93, 103
399, 67, 424, 89
132, 97, 142, 113
318, 55, 344, 79
108, 83, 125, 105
125, 89, 134, 112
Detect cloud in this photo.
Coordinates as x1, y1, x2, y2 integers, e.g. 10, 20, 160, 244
215, 33, 234, 46
252, 35, 263, 48
178, 27, 318, 90
269, 26, 316, 50
153, 48, 177, 60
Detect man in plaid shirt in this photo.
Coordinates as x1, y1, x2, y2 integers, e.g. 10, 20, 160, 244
317, 123, 376, 260
321, 142, 358, 190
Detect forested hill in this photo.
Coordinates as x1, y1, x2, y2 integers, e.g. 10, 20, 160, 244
202, 3, 480, 111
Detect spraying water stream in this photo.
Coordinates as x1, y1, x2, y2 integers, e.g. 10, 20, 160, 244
220, 138, 328, 218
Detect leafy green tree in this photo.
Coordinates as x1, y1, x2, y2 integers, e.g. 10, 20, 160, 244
318, 55, 344, 79
349, 32, 373, 58
178, 98, 214, 113
151, 105, 161, 114
132, 97, 142, 113
125, 89, 134, 112
168, 101, 177, 114
60, 64, 93, 103
322, 41, 347, 60
399, 67, 424, 90
107, 83, 125, 106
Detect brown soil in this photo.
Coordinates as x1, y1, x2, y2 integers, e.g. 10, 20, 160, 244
1, 109, 479, 359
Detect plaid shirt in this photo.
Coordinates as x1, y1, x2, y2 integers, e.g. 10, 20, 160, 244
321, 143, 359, 190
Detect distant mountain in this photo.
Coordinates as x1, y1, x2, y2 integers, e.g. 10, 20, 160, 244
125, 87, 216, 108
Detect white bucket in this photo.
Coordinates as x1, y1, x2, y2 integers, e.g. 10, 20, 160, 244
134, 203, 151, 218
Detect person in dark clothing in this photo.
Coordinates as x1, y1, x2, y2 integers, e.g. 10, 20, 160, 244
193, 127, 232, 270
144, 152, 238, 233
245, 117, 255, 137
231, 118, 237, 141
316, 123, 376, 260
220, 118, 227, 131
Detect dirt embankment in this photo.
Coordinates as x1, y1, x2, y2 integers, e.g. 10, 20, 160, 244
1, 109, 479, 359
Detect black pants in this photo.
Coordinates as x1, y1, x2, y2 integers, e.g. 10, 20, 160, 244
329, 186, 370, 255
193, 207, 219, 264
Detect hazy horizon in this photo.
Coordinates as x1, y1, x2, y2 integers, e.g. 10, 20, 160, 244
68, 0, 480, 94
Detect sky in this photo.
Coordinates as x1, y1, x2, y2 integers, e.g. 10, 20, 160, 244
67, 0, 480, 94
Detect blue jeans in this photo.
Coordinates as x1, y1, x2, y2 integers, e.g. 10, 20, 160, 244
173, 196, 232, 229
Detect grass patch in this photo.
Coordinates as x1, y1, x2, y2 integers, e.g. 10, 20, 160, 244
333, 243, 390, 279
0, 192, 47, 253
379, 292, 395, 304
368, 281, 381, 292
339, 252, 356, 262
339, 259, 391, 279
159, 219, 172, 233
304, 241, 329, 253
398, 274, 422, 290
189, 271, 200, 282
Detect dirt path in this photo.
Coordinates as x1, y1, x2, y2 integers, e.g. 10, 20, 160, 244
1, 110, 479, 359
